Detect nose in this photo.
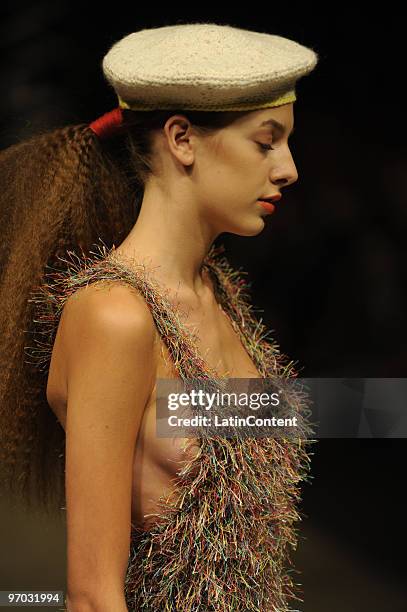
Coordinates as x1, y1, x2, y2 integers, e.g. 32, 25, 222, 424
270, 152, 298, 187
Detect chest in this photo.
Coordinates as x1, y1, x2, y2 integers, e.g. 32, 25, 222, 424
136, 299, 262, 469
177, 295, 262, 378
129, 306, 262, 528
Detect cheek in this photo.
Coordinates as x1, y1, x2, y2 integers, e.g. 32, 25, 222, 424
222, 141, 257, 169
197, 141, 263, 206
213, 148, 260, 188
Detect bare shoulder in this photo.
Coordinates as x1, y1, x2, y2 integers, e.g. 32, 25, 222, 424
62, 278, 155, 327
60, 279, 157, 366
46, 279, 158, 419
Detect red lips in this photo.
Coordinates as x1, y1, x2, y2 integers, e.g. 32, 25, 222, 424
257, 200, 276, 213
261, 194, 282, 202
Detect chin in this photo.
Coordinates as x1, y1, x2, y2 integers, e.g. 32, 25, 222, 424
226, 216, 266, 237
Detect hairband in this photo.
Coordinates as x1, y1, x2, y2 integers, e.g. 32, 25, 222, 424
88, 107, 124, 139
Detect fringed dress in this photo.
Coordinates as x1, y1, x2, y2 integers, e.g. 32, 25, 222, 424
26, 239, 314, 612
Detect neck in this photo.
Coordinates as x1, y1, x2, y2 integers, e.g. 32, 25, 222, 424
113, 186, 219, 301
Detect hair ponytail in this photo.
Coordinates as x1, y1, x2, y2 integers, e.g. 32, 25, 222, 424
0, 122, 139, 515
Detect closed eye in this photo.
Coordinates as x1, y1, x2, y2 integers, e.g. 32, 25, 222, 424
257, 142, 275, 152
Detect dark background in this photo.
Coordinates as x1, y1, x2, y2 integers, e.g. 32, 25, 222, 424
1, 4, 406, 611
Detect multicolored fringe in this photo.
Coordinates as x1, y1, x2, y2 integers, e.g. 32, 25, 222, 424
25, 238, 314, 612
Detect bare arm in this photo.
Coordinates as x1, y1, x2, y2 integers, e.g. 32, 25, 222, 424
61, 283, 156, 611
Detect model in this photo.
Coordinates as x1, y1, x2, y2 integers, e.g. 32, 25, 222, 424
0, 22, 319, 612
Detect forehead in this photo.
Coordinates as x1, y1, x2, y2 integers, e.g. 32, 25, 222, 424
244, 104, 294, 131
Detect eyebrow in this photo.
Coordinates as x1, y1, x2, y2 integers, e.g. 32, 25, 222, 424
259, 118, 295, 136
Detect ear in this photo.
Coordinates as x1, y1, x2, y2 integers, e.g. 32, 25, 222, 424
163, 115, 196, 166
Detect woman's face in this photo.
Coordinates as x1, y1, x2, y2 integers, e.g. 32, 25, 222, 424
194, 103, 298, 236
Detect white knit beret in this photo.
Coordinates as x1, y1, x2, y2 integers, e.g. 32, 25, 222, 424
101, 22, 319, 112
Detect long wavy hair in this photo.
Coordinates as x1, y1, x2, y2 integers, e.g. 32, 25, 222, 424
0, 106, 250, 517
